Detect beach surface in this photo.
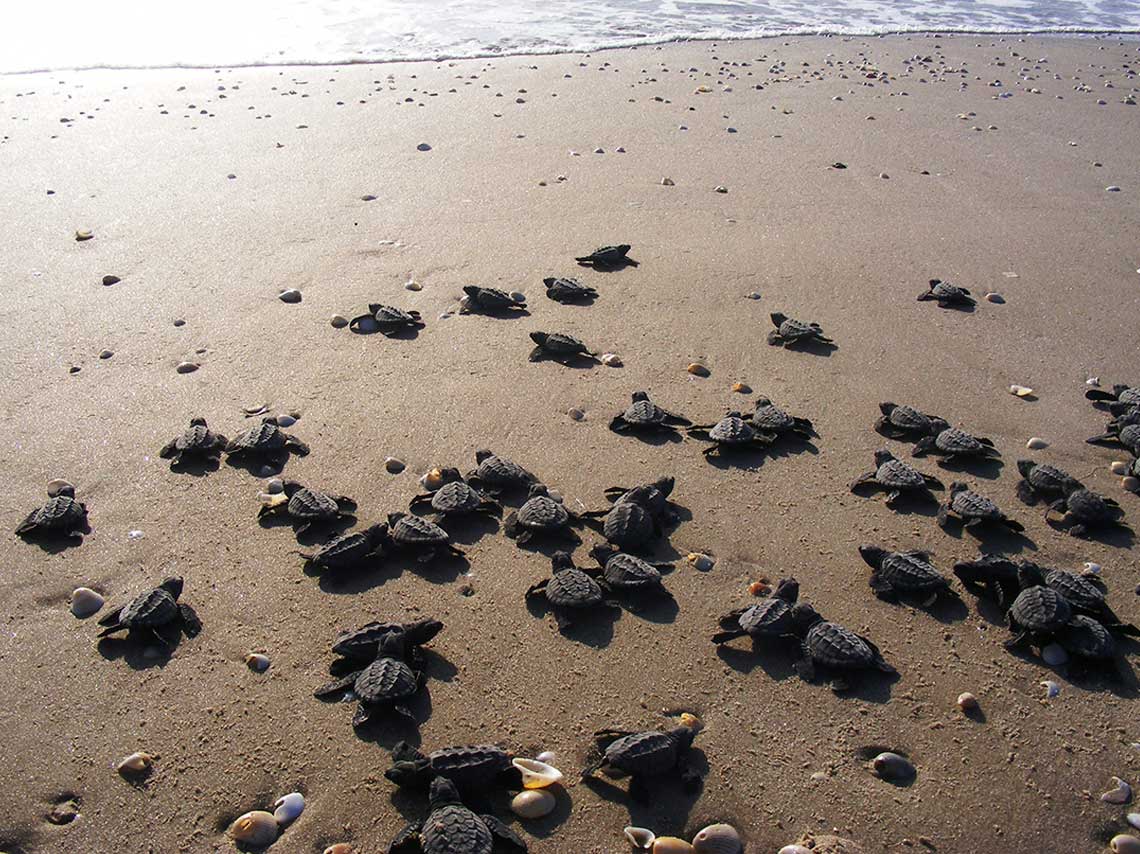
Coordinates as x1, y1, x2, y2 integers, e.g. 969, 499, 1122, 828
1, 33, 1139, 854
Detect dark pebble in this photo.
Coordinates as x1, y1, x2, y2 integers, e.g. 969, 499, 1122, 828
361, 194, 377, 201
173, 319, 186, 327
102, 275, 120, 286
46, 189, 55, 195
831, 161, 847, 169
69, 366, 80, 374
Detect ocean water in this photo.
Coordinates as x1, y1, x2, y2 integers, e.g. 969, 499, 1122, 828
3, 0, 1139, 74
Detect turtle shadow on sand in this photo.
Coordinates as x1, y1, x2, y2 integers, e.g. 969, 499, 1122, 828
938, 520, 1036, 553
462, 307, 531, 320
96, 629, 189, 671
526, 348, 598, 369
20, 525, 91, 555
435, 512, 501, 545
883, 590, 970, 624
715, 638, 800, 681
581, 747, 708, 828
619, 590, 680, 625
388, 552, 471, 585
224, 455, 290, 478
318, 686, 434, 751
310, 559, 401, 595
763, 438, 820, 460
702, 447, 769, 472
349, 323, 421, 340
928, 455, 1004, 480
778, 339, 837, 357
1044, 518, 1135, 549
525, 595, 619, 649
1006, 641, 1139, 698
850, 487, 940, 518
166, 456, 221, 477
619, 429, 684, 446
420, 649, 459, 685
258, 512, 357, 545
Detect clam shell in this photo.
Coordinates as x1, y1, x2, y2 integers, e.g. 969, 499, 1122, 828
176, 361, 200, 374
245, 653, 271, 672
1102, 776, 1133, 804
625, 827, 656, 850
1083, 562, 1102, 576
1127, 813, 1140, 831
330, 314, 349, 328
535, 751, 556, 764
71, 587, 104, 618
1009, 384, 1034, 397
385, 457, 406, 474
1041, 680, 1061, 698
654, 838, 695, 854
421, 468, 445, 490
1025, 437, 1048, 450
1111, 461, 1130, 475
1124, 476, 1140, 492
870, 752, 915, 781
273, 792, 305, 825
687, 363, 710, 377
1112, 835, 1140, 854
687, 553, 715, 571
512, 758, 563, 789
116, 751, 154, 776
731, 382, 751, 393
227, 811, 279, 846
324, 845, 356, 854
779, 848, 813, 854
956, 692, 978, 712
510, 789, 555, 819
278, 289, 302, 303
692, 823, 742, 854
601, 353, 623, 367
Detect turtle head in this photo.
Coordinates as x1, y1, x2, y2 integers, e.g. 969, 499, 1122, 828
872, 449, 896, 467
948, 481, 968, 496
404, 617, 444, 646
385, 757, 433, 789
754, 396, 772, 408
363, 522, 390, 546
631, 390, 650, 402
529, 331, 549, 346
858, 544, 887, 569
789, 603, 823, 634
588, 543, 617, 566
387, 512, 407, 528
281, 480, 305, 497
527, 483, 549, 499
615, 243, 631, 253
462, 285, 480, 298
651, 475, 675, 498
428, 776, 464, 808
1017, 561, 1046, 589
878, 402, 897, 416
52, 483, 76, 498
928, 417, 951, 435
1015, 459, 1037, 479
550, 551, 575, 573
474, 449, 494, 464
190, 416, 208, 426
773, 577, 800, 603
435, 467, 463, 486
769, 312, 787, 327
377, 630, 408, 659
158, 576, 184, 599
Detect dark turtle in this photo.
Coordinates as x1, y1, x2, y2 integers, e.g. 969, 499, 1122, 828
383, 512, 465, 561
1045, 482, 1126, 538
952, 553, 1022, 607
1041, 567, 1139, 636
1015, 460, 1081, 506
599, 476, 678, 526
583, 500, 657, 552
1086, 383, 1140, 408
527, 330, 599, 364
1106, 404, 1140, 425
609, 391, 691, 436
294, 523, 387, 571
1005, 563, 1072, 650
912, 420, 998, 463
385, 742, 521, 791
849, 449, 943, 505
688, 411, 775, 458
224, 415, 310, 465
1055, 614, 1117, 662
858, 545, 951, 603
409, 469, 500, 520
15, 485, 88, 541
332, 617, 444, 660
159, 417, 228, 467
766, 312, 834, 347
461, 286, 526, 314
575, 244, 636, 267
712, 578, 799, 645
938, 482, 1024, 532
1086, 421, 1140, 455
314, 632, 423, 727
388, 777, 527, 854
97, 576, 201, 647
525, 551, 615, 630
916, 278, 975, 308
790, 603, 896, 692
751, 397, 814, 440
581, 713, 704, 801
466, 449, 536, 496
875, 402, 943, 440
349, 303, 425, 336
504, 484, 580, 546
543, 276, 597, 303
258, 480, 356, 534
589, 543, 672, 594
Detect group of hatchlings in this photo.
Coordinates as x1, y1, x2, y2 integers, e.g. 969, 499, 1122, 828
14, 246, 1140, 853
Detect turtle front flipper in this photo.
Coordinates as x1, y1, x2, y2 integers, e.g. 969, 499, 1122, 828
608, 415, 630, 433
481, 815, 528, 852
388, 821, 424, 854
794, 649, 816, 683
1086, 431, 1119, 445
848, 471, 877, 493
348, 312, 374, 331
352, 702, 378, 728
524, 580, 548, 599
178, 603, 203, 638
1015, 480, 1039, 506
868, 573, 896, 600
97, 620, 127, 638
14, 508, 43, 536
873, 416, 904, 438
1001, 517, 1025, 533
159, 440, 178, 459
935, 502, 952, 529
314, 670, 362, 699
766, 330, 782, 345
711, 627, 747, 645
284, 435, 310, 456
911, 437, 934, 457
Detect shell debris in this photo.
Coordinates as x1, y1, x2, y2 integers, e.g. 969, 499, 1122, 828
385, 457, 406, 474
692, 823, 742, 854
1082, 562, 1102, 576
1009, 384, 1034, 397
731, 382, 751, 394
957, 692, 978, 712
512, 757, 563, 789
273, 792, 305, 825
421, 468, 446, 490
1041, 680, 1061, 698
510, 789, 555, 819
227, 810, 279, 847
654, 838, 695, 854
71, 587, 104, 618
625, 827, 656, 850
245, 653, 271, 672
870, 751, 915, 782
330, 314, 349, 328
601, 353, 623, 367
1112, 835, 1140, 854
687, 552, 715, 571
1026, 437, 1049, 450
687, 363, 710, 377
1102, 777, 1133, 805
278, 288, 302, 303
1111, 462, 1130, 475
116, 751, 154, 776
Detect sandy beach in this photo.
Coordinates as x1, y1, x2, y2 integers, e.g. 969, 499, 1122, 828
1, 32, 1139, 854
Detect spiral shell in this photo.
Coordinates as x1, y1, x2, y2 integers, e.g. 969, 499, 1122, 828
227, 811, 279, 846
692, 823, 742, 854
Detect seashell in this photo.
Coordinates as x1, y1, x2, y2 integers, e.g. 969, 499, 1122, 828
510, 789, 555, 819
245, 653, 270, 672
713, 186, 728, 194
421, 468, 445, 490
510, 292, 526, 303
1112, 835, 1140, 854
625, 827, 656, 850
176, 361, 199, 374
1127, 813, 1140, 830
99, 349, 113, 359
1026, 437, 1048, 450
1106, 186, 1121, 192
746, 292, 761, 300
535, 751, 556, 764
654, 837, 695, 854
687, 363, 710, 377
1087, 377, 1101, 387
385, 457, 406, 474
75, 229, 93, 241
128, 529, 145, 540
692, 823, 742, 854
984, 292, 1005, 304
601, 353, 622, 367
330, 314, 349, 328
242, 403, 268, 415
1124, 476, 1140, 492
324, 845, 357, 854
417, 142, 432, 151
512, 758, 563, 789
1009, 384, 1034, 397
71, 587, 104, 618
227, 810, 279, 847
47, 478, 75, 497
1041, 680, 1061, 698
405, 280, 422, 291
1112, 462, 1130, 475
779, 848, 813, 854
568, 408, 586, 421
732, 382, 751, 394
116, 751, 154, 776
661, 177, 675, 186
102, 275, 120, 286
687, 552, 715, 571
748, 580, 771, 596
173, 318, 186, 327
1042, 643, 1068, 666
871, 752, 915, 781
273, 792, 305, 825
278, 288, 302, 303
1102, 777, 1133, 804
1083, 562, 1102, 576
275, 414, 296, 427
957, 692, 978, 712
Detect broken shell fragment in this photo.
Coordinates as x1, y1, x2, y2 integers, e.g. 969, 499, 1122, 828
692, 823, 742, 854
227, 810, 279, 847
1026, 437, 1049, 450
871, 752, 915, 781
748, 580, 771, 596
661, 177, 675, 186
957, 692, 978, 712
510, 789, 555, 819
1083, 562, 1102, 576
273, 792, 305, 825
1112, 836, 1140, 854
1009, 384, 1034, 397
535, 751, 556, 764
71, 587, 104, 618
687, 552, 715, 571
1102, 777, 1133, 805
384, 457, 406, 474
601, 353, 622, 367
731, 382, 751, 394
687, 363, 710, 377
1127, 813, 1140, 831
1112, 462, 1130, 475
278, 289, 302, 303
116, 751, 154, 776
984, 292, 1005, 304
654, 838, 695, 854
245, 653, 270, 672
625, 827, 656, 850
75, 229, 93, 241
568, 408, 586, 421
779, 848, 813, 854
176, 361, 199, 374
1041, 680, 1061, 698
512, 757, 563, 789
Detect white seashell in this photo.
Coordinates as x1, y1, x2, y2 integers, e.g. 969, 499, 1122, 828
71, 588, 104, 618
1087, 377, 1101, 387
276, 414, 296, 427
779, 848, 813, 854
47, 478, 75, 496
654, 838, 695, 854
625, 827, 656, 850
128, 529, 145, 540
227, 810, 279, 846
957, 692, 978, 712
871, 752, 915, 781
245, 653, 270, 672
1026, 437, 1048, 450
1083, 562, 1102, 576
601, 353, 622, 367
1127, 813, 1140, 831
1106, 185, 1122, 192
1102, 777, 1133, 804
510, 789, 555, 819
1042, 643, 1069, 666
405, 280, 422, 291
1009, 384, 1034, 397
273, 792, 305, 825
1041, 680, 1061, 698
1112, 835, 1140, 854
512, 758, 563, 789
385, 457, 406, 474
510, 292, 526, 303
75, 229, 94, 241
687, 552, 715, 571
692, 823, 742, 854
535, 751, 556, 764
324, 845, 357, 854
330, 314, 349, 328
176, 361, 199, 374
98, 349, 114, 359
278, 289, 302, 303
661, 177, 675, 186
116, 751, 154, 776
1112, 462, 1130, 475
1124, 476, 1140, 492
713, 186, 728, 194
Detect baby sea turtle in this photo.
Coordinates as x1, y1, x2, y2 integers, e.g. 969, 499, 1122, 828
388, 777, 527, 854
505, 484, 581, 547
159, 417, 228, 467
875, 402, 943, 440
916, 278, 976, 308
525, 551, 616, 630
1015, 460, 1080, 505
466, 449, 536, 496
349, 303, 425, 335
1005, 563, 1073, 651
409, 469, 501, 520
527, 331, 599, 364
601, 476, 678, 526
382, 512, 465, 561
1055, 614, 1117, 666
751, 397, 814, 440
589, 544, 672, 594
912, 420, 998, 463
849, 449, 943, 505
97, 576, 201, 647
581, 713, 704, 802
575, 244, 636, 267
609, 391, 691, 436
766, 312, 834, 348
1086, 383, 1140, 409
858, 545, 951, 603
1086, 420, 1140, 455
385, 742, 522, 791
1040, 567, 1139, 636
314, 632, 423, 727
224, 415, 310, 466
333, 617, 444, 660
258, 480, 357, 535
790, 603, 896, 692
15, 484, 88, 541
952, 553, 1022, 606
461, 286, 526, 314
294, 523, 387, 572
938, 482, 1024, 532
544, 276, 597, 303
1044, 482, 1127, 538
588, 500, 657, 551
688, 411, 775, 458
712, 578, 799, 645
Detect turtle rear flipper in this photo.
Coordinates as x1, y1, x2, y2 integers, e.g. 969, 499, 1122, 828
503, 511, 521, 539
314, 671, 362, 699
794, 652, 816, 683
524, 580, 547, 600
14, 509, 42, 536
178, 603, 202, 638
285, 436, 310, 456
390, 741, 426, 763
481, 815, 528, 852
935, 503, 951, 528
718, 607, 748, 629
766, 330, 782, 345
1086, 431, 1118, 445
389, 822, 424, 854
97, 620, 126, 638
868, 573, 896, 600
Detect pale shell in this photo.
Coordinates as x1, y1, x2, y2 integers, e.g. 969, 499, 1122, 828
779, 848, 813, 854
323, 845, 357, 854
245, 653, 271, 672
535, 751, 556, 764
957, 692, 978, 712
116, 751, 154, 776
1083, 562, 1102, 576
1112, 835, 1140, 854
1127, 813, 1140, 831
654, 837, 695, 854
1102, 777, 1133, 804
512, 757, 563, 789
1025, 437, 1048, 450
176, 361, 200, 374
266, 478, 285, 494
385, 457, 406, 474
273, 791, 305, 825
692, 823, 742, 854
625, 827, 656, 850
405, 280, 422, 291
687, 552, 715, 571
227, 810, 279, 846
1112, 462, 1131, 475
1041, 680, 1061, 698
871, 752, 915, 781
601, 353, 623, 367
71, 587, 104, 618
510, 789, 555, 819
661, 177, 675, 186
1009, 384, 1034, 397
731, 382, 751, 394
510, 291, 526, 302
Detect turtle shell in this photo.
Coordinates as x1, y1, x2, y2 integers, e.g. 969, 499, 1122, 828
886, 404, 931, 431
614, 483, 668, 517
752, 402, 796, 432
623, 398, 667, 425
231, 420, 285, 452
951, 488, 1002, 519
805, 621, 876, 668
1121, 424, 1140, 451
1065, 488, 1115, 522
306, 530, 375, 569
288, 487, 340, 519
391, 514, 451, 546
173, 422, 218, 452
1118, 387, 1140, 407
538, 332, 587, 354
427, 745, 512, 787
603, 730, 681, 776
431, 481, 484, 514
545, 567, 604, 607
603, 502, 654, 549
935, 428, 986, 455
877, 552, 947, 592
1044, 569, 1105, 612
27, 495, 86, 530
473, 453, 532, 487
421, 803, 492, 854
373, 304, 419, 326
544, 277, 593, 301
1024, 463, 1071, 493
354, 657, 418, 703
466, 286, 516, 307
333, 622, 407, 657
118, 587, 179, 628
876, 458, 927, 489
777, 317, 818, 339
709, 414, 755, 444
930, 279, 969, 299
737, 597, 794, 636
1009, 586, 1072, 632
600, 552, 662, 589
1056, 615, 1115, 659
517, 494, 569, 531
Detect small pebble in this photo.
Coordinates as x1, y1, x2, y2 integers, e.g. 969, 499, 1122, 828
417, 142, 432, 151
687, 552, 715, 571
879, 172, 889, 179
714, 185, 728, 193
101, 275, 120, 286
71, 587, 104, 618
99, 349, 113, 359
601, 353, 622, 367
957, 692, 978, 712
831, 161, 847, 169
75, 229, 93, 241
985, 292, 1005, 304
732, 382, 751, 394
279, 289, 302, 303
385, 457, 406, 474
405, 280, 422, 291
245, 653, 271, 672
687, 363, 710, 377
568, 408, 586, 421
1026, 437, 1048, 450
47, 478, 75, 496
1042, 643, 1069, 666
330, 314, 349, 328
361, 194, 377, 201
176, 361, 199, 374
661, 177, 675, 186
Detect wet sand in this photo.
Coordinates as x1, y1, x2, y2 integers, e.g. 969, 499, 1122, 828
1, 33, 1139, 854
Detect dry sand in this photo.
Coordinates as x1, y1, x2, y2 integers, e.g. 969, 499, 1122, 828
1, 32, 1139, 854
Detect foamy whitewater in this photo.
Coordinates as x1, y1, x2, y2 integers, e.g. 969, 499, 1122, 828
4, 0, 1140, 73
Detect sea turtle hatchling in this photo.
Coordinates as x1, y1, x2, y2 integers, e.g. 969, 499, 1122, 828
952, 553, 1022, 607
525, 551, 617, 631
575, 244, 636, 267
712, 578, 799, 645
294, 523, 387, 572
15, 484, 88, 541
581, 713, 704, 802
1086, 421, 1140, 455
505, 484, 581, 547
159, 417, 228, 467
938, 482, 1025, 533
1040, 567, 1139, 636
97, 576, 201, 647
385, 741, 522, 792
589, 544, 672, 594
460, 286, 527, 314
409, 469, 501, 520
527, 330, 599, 364
224, 415, 310, 466
687, 411, 776, 458
382, 513, 465, 562
1086, 383, 1140, 409
751, 396, 815, 440
349, 303, 425, 336
258, 480, 357, 535
314, 632, 424, 727
608, 391, 691, 436
849, 449, 943, 505
466, 449, 537, 496
543, 276, 597, 303
388, 777, 527, 854
790, 603, 897, 692
1044, 482, 1127, 538
1054, 614, 1118, 668
332, 617, 445, 661
766, 312, 834, 348
916, 278, 976, 308
875, 402, 943, 440
1015, 460, 1081, 505
600, 476, 678, 526
912, 420, 999, 464
857, 545, 952, 604
1005, 563, 1073, 651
